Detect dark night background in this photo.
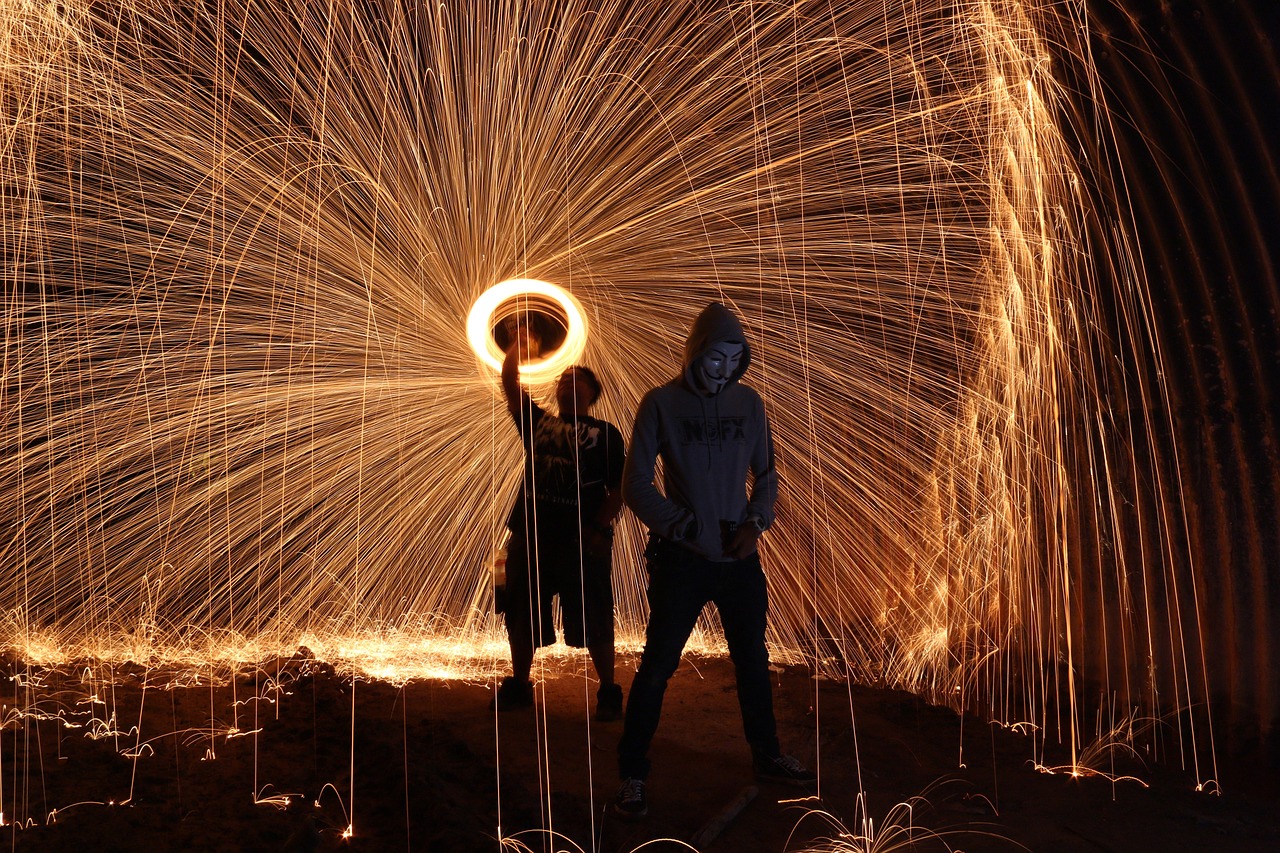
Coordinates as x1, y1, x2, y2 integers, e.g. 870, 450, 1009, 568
1090, 0, 1279, 765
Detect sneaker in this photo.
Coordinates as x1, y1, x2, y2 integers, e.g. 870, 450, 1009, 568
490, 676, 533, 711
754, 753, 817, 786
612, 777, 647, 819
595, 683, 624, 722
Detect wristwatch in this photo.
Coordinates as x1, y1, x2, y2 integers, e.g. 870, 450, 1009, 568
746, 514, 766, 532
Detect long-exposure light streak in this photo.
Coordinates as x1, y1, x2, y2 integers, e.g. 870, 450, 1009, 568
2, 0, 1219, 839
465, 278, 588, 379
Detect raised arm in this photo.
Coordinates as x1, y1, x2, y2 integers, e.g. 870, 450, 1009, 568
500, 320, 540, 418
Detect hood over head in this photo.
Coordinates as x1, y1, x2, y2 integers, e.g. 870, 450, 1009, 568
682, 302, 751, 395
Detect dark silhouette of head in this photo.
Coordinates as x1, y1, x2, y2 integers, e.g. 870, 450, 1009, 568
556, 365, 602, 417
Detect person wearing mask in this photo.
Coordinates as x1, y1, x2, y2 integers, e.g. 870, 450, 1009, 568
613, 301, 814, 819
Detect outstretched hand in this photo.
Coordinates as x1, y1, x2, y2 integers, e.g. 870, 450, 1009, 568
503, 316, 542, 361
501, 318, 542, 412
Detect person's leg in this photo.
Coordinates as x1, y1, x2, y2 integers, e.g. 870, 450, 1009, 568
617, 547, 708, 780
509, 626, 535, 683
530, 532, 559, 651
560, 539, 621, 718
495, 534, 536, 710
590, 639, 622, 721
581, 546, 617, 686
588, 641, 616, 687
714, 553, 780, 760
504, 534, 535, 680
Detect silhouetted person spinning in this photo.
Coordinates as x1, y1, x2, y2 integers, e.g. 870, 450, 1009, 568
493, 317, 626, 721
613, 301, 814, 818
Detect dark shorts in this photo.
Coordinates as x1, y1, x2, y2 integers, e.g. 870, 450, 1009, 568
502, 531, 614, 649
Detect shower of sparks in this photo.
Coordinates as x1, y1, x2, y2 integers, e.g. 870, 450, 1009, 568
2, 0, 1213, 807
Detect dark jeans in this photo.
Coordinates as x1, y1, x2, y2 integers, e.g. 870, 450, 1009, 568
617, 539, 780, 780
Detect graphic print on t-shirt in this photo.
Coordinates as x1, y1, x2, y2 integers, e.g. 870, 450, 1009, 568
531, 415, 605, 507
677, 416, 746, 446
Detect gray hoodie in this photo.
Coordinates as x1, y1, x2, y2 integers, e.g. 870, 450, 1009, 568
622, 302, 778, 561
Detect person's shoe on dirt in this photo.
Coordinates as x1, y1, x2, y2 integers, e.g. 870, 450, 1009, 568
753, 752, 816, 786
612, 777, 647, 818
490, 676, 533, 711
595, 683, 623, 721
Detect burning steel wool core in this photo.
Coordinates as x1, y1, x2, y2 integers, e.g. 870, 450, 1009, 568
1, 0, 1217, 807
466, 278, 588, 381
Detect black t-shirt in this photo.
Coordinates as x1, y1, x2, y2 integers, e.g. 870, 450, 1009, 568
507, 400, 626, 537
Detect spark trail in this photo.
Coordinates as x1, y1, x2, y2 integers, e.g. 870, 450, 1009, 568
1, 0, 1212, 783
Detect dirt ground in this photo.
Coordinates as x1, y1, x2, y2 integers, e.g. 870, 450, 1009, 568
1, 650, 1276, 853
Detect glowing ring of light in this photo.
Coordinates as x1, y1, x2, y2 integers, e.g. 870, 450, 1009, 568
467, 278, 588, 382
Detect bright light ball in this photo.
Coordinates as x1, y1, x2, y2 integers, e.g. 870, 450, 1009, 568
466, 278, 588, 382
